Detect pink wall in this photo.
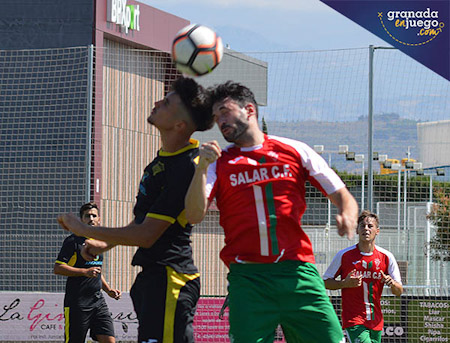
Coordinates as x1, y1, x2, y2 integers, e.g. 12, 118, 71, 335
91, 0, 189, 205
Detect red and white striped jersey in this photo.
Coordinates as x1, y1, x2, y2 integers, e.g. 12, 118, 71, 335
206, 134, 345, 267
323, 244, 402, 330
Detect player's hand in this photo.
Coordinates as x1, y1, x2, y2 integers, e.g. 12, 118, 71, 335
381, 270, 394, 287
57, 213, 87, 236
82, 239, 109, 261
107, 289, 122, 300
198, 141, 222, 169
218, 295, 229, 320
343, 269, 362, 288
85, 267, 101, 278
218, 307, 226, 320
336, 212, 357, 240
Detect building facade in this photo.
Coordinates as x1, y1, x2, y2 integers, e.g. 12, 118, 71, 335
0, 0, 267, 293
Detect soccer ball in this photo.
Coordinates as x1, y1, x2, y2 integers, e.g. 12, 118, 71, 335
171, 24, 224, 76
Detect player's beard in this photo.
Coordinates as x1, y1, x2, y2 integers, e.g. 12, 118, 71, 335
221, 119, 249, 143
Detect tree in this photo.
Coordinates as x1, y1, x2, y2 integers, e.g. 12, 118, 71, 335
427, 188, 450, 261
262, 116, 268, 134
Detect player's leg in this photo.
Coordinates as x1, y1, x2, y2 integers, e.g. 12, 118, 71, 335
170, 268, 200, 342
227, 263, 280, 343
130, 268, 166, 342
64, 305, 91, 343
345, 325, 373, 343
89, 296, 115, 343
130, 265, 200, 343
369, 328, 382, 343
277, 261, 345, 343
94, 334, 115, 343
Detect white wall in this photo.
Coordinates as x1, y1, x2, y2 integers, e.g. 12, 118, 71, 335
417, 120, 450, 168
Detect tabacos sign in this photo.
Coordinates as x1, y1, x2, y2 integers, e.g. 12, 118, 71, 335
107, 0, 140, 33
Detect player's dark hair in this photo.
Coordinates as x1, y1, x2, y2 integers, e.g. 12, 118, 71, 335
358, 210, 379, 227
207, 81, 259, 118
172, 77, 214, 132
79, 202, 99, 218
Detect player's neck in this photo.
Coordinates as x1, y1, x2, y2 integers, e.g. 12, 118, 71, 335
160, 130, 192, 153
358, 241, 376, 254
234, 127, 265, 148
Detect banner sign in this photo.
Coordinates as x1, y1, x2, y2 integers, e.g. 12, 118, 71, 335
330, 295, 450, 342
320, 0, 450, 81
193, 298, 230, 342
193, 297, 286, 342
0, 293, 447, 341
407, 298, 450, 341
0, 292, 138, 342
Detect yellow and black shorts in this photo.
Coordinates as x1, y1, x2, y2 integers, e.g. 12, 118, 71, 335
130, 265, 200, 343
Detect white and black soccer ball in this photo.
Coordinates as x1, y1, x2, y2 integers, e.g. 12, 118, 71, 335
171, 24, 224, 76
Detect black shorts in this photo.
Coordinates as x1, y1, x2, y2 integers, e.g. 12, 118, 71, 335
64, 295, 115, 343
130, 265, 200, 343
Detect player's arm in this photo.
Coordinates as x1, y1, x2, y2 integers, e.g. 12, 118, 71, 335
58, 215, 170, 249
81, 239, 112, 261
324, 278, 344, 290
328, 187, 358, 239
299, 144, 357, 239
324, 269, 362, 290
218, 294, 229, 320
101, 274, 122, 300
185, 141, 221, 224
381, 270, 403, 296
53, 263, 100, 278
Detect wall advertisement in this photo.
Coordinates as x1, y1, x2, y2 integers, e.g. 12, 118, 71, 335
0, 293, 447, 342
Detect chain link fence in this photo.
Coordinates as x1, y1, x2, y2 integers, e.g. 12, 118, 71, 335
1, 45, 449, 342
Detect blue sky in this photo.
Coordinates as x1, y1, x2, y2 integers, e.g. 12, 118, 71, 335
142, 0, 449, 165
142, 0, 449, 127
144, 0, 390, 51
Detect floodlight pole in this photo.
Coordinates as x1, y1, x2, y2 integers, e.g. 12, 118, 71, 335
361, 159, 365, 210
368, 45, 374, 212
86, 44, 94, 202
426, 174, 433, 286
404, 147, 411, 233
313, 145, 333, 232
327, 154, 332, 232
429, 173, 433, 203
368, 46, 396, 212
397, 168, 401, 245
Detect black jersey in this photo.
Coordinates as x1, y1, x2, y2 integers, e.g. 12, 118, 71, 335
56, 234, 103, 307
131, 139, 199, 274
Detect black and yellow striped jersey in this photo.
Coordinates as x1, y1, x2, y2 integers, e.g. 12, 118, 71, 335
131, 139, 199, 274
55, 234, 103, 307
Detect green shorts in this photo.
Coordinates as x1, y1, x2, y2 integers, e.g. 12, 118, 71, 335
345, 325, 382, 343
227, 260, 344, 343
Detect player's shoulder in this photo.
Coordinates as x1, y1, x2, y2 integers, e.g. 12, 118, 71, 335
62, 233, 76, 242
61, 233, 81, 247
374, 245, 396, 260
336, 244, 359, 259
266, 135, 321, 164
217, 143, 239, 164
147, 146, 198, 173
267, 135, 310, 150
221, 143, 236, 154
173, 148, 199, 173
174, 146, 199, 166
